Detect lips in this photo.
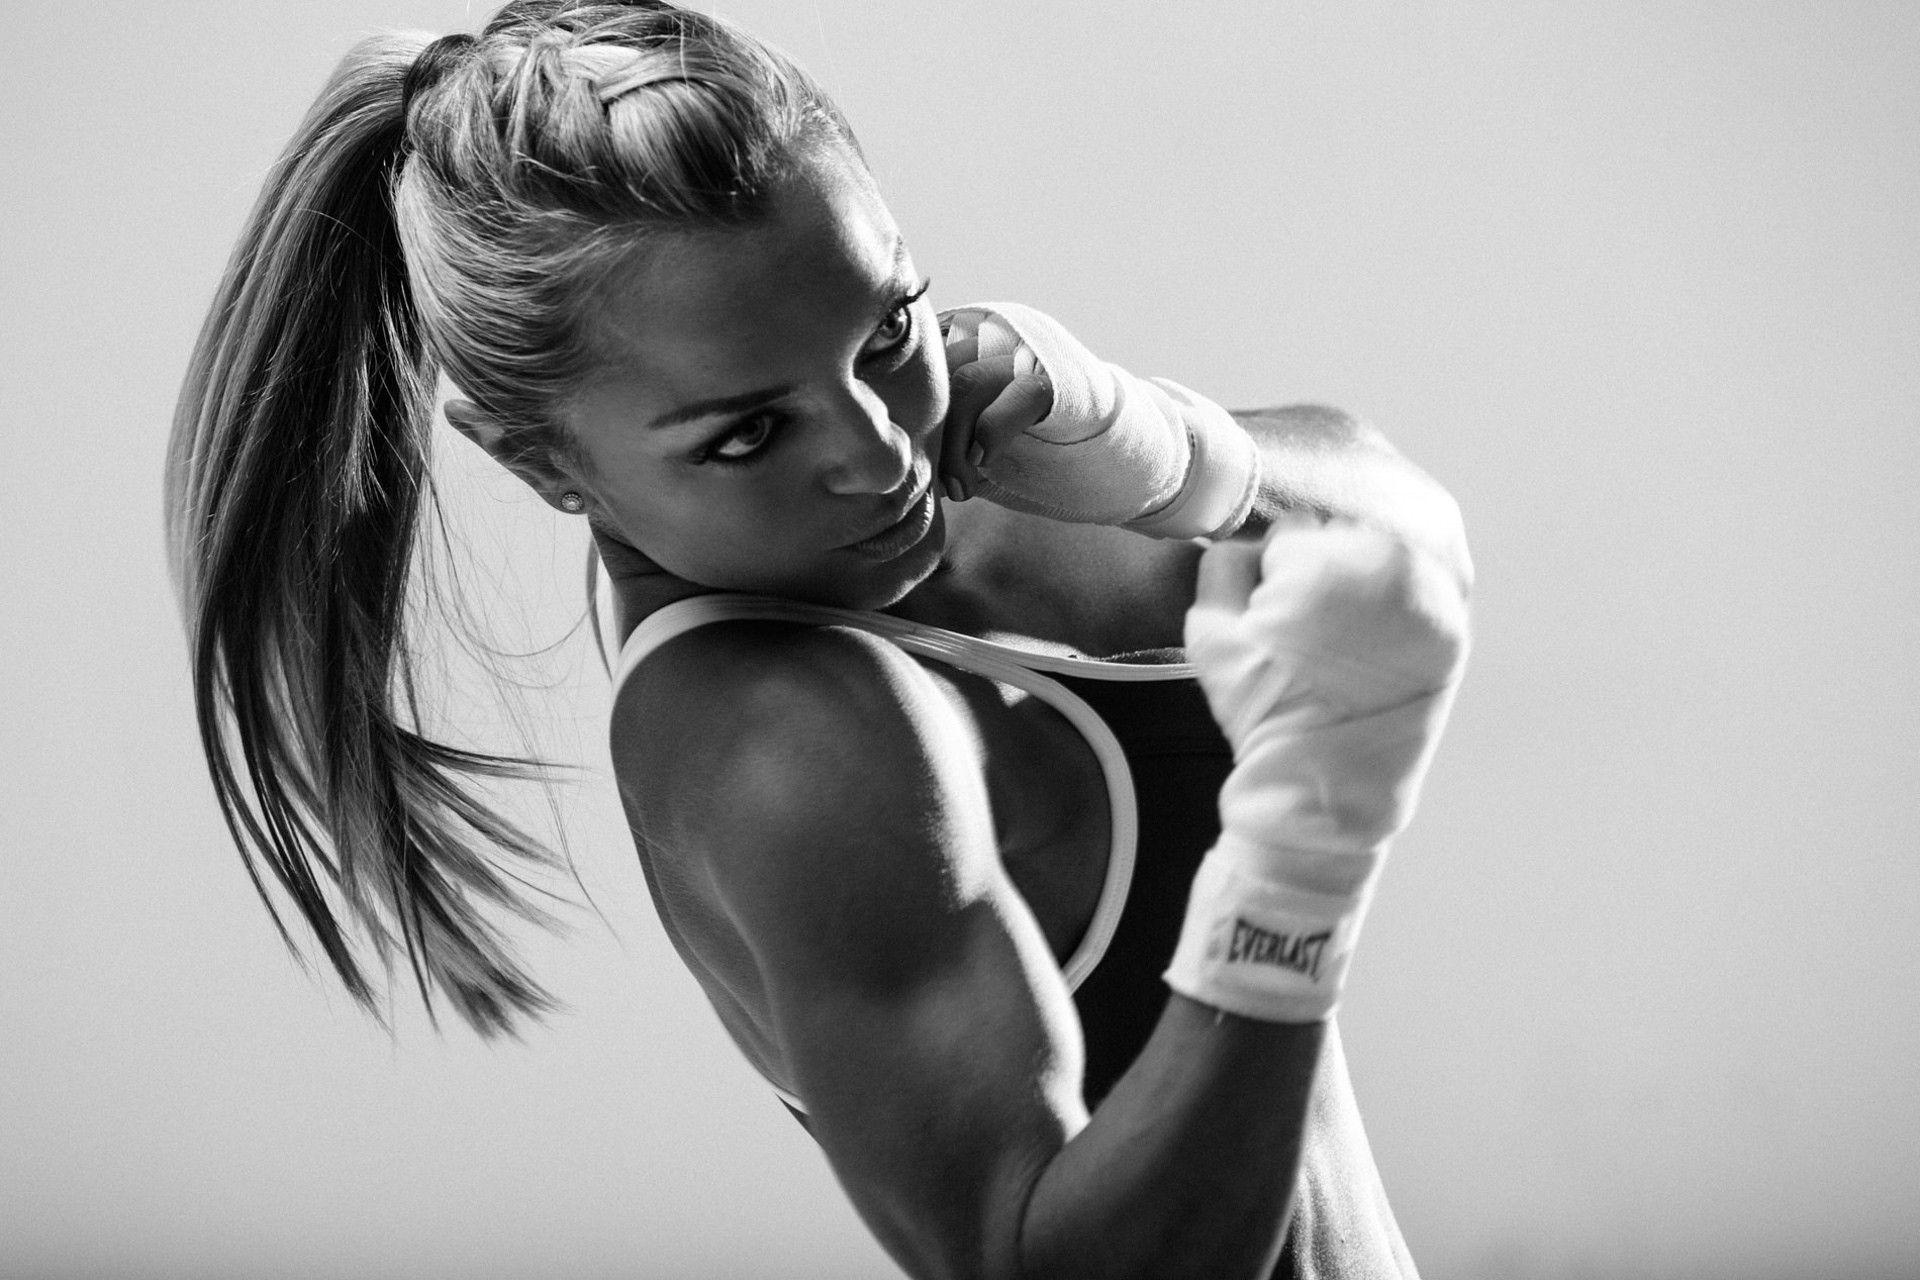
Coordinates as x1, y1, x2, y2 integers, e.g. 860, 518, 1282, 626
846, 474, 938, 560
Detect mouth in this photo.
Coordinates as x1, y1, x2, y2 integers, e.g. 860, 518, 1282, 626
846, 469, 939, 561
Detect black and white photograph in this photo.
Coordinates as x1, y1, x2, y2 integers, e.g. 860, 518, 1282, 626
3, 2, 1914, 1277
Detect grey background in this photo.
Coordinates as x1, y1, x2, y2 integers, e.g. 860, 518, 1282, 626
3, 1, 1915, 1277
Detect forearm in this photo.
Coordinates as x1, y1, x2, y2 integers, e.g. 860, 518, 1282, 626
1006, 484, 1469, 1277
1233, 405, 1471, 586
1013, 996, 1325, 1280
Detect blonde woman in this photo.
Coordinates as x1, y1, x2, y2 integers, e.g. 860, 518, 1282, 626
167, 3, 1470, 1275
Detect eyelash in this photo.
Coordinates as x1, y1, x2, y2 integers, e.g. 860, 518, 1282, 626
862, 278, 932, 365
692, 278, 933, 469
695, 409, 785, 467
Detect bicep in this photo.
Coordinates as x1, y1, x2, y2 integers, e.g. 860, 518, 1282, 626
619, 626, 1086, 1280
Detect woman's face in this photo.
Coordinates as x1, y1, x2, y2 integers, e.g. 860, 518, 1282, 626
564, 144, 948, 610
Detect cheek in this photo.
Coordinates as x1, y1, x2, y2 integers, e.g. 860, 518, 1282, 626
886, 339, 949, 440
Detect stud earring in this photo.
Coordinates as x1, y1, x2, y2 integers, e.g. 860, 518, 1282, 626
559, 492, 585, 514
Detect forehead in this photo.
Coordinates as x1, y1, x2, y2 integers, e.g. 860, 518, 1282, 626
578, 148, 902, 407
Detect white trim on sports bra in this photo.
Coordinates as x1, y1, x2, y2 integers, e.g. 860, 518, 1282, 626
596, 566, 1192, 1113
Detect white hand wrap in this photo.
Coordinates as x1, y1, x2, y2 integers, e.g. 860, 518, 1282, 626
1166, 523, 1470, 1022
943, 303, 1262, 539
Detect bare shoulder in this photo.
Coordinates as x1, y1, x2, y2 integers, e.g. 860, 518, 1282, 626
608, 617, 1000, 987
610, 615, 974, 775
612, 617, 1091, 1274
610, 616, 978, 817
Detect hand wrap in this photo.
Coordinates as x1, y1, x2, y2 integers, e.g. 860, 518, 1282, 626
1165, 521, 1470, 1021
941, 303, 1262, 539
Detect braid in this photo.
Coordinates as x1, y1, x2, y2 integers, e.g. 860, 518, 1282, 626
485, 0, 683, 39
564, 39, 668, 105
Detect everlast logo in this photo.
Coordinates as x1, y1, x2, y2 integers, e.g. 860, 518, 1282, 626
1227, 918, 1332, 981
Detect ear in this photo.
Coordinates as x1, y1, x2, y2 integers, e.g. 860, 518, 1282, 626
444, 399, 583, 513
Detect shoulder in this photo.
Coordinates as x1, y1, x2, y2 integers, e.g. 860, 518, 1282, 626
609, 616, 999, 985
605, 611, 1093, 1273
610, 615, 973, 793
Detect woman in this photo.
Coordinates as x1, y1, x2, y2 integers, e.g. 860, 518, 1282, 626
166, 3, 1470, 1276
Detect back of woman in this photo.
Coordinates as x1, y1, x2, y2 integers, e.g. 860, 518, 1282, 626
167, 3, 1471, 1275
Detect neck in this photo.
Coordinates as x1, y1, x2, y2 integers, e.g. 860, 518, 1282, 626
595, 498, 1201, 659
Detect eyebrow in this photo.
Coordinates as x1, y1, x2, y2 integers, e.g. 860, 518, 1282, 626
645, 237, 914, 432
646, 383, 796, 432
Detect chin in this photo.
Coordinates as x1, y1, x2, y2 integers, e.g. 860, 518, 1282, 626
815, 511, 948, 612
834, 554, 942, 612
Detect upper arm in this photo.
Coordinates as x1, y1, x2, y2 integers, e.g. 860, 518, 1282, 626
1234, 403, 1473, 591
612, 623, 1085, 1280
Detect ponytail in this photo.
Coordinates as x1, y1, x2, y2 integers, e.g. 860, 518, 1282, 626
166, 34, 558, 1035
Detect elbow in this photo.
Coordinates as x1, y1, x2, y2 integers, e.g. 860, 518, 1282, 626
1242, 403, 1473, 595
1341, 409, 1472, 596
1367, 427, 1472, 599
1425, 481, 1474, 598
1362, 441, 1473, 599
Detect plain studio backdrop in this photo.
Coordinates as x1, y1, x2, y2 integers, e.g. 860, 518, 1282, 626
3, 2, 1915, 1277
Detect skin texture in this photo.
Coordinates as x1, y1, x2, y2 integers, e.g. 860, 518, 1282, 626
454, 145, 1457, 1278
456, 142, 952, 613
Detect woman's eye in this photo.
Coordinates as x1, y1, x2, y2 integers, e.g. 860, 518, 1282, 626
701, 413, 779, 464
862, 304, 915, 358
861, 279, 931, 363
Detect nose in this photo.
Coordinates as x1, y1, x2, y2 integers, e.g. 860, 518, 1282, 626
818, 382, 914, 496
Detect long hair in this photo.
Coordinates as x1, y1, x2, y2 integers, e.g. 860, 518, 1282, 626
165, 1, 851, 1034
